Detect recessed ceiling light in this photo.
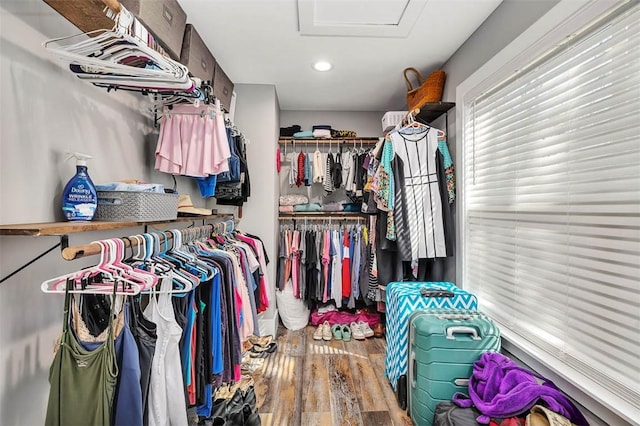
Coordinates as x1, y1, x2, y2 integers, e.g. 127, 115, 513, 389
312, 61, 332, 72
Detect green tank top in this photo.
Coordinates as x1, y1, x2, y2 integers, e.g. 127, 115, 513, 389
45, 281, 119, 426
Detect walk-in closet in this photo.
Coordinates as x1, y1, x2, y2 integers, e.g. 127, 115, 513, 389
1, 1, 638, 426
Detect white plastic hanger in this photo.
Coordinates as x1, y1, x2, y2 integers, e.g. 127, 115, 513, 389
42, 6, 193, 91
41, 240, 142, 295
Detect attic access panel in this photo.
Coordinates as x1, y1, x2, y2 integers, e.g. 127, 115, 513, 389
298, 0, 428, 37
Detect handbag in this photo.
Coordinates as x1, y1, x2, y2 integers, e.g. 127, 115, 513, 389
404, 67, 446, 110
433, 401, 481, 426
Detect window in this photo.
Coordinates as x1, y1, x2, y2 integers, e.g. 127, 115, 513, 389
458, 1, 639, 422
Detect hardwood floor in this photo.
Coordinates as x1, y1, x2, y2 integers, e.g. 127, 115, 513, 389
250, 325, 412, 426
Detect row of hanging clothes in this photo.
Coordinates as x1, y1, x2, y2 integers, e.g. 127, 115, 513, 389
281, 140, 373, 199
43, 222, 270, 426
277, 218, 386, 310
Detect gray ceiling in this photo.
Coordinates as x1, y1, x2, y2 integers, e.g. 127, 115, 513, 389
178, 0, 502, 111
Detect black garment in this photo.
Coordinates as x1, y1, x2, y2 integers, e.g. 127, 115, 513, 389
332, 151, 343, 188
375, 210, 403, 287
279, 125, 301, 137
304, 230, 318, 309
354, 153, 367, 196
358, 232, 373, 306
80, 293, 111, 336
216, 135, 251, 206
128, 297, 157, 426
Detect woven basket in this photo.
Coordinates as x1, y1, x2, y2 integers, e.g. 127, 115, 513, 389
404, 68, 446, 110
95, 191, 178, 222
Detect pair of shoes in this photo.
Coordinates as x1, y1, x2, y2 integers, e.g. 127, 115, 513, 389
526, 404, 574, 426
358, 321, 375, 338
350, 321, 375, 340
240, 357, 264, 374
213, 385, 262, 426
313, 321, 332, 341
350, 322, 366, 340
248, 335, 274, 348
331, 324, 352, 342
249, 342, 277, 356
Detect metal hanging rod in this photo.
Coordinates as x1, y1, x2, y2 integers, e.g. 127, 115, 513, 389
277, 138, 379, 145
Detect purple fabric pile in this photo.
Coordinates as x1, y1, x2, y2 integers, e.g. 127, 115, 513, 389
453, 352, 588, 425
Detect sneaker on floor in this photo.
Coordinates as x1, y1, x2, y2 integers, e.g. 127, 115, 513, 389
322, 321, 332, 341
358, 321, 375, 338
350, 322, 366, 340
331, 324, 343, 340
341, 324, 351, 342
313, 324, 324, 340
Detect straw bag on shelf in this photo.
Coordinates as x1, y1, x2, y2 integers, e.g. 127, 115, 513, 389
404, 68, 446, 110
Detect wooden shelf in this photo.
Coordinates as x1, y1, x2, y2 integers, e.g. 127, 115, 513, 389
412, 102, 456, 123
278, 137, 379, 145
43, 0, 118, 34
278, 212, 366, 221
0, 215, 233, 237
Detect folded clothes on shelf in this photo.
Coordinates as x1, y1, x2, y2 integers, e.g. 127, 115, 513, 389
279, 194, 309, 206
342, 202, 362, 212
280, 125, 301, 137
312, 125, 332, 131
293, 203, 322, 212
331, 129, 357, 138
95, 182, 165, 193
320, 203, 343, 212
312, 129, 331, 138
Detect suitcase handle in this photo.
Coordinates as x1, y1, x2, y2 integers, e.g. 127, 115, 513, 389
420, 288, 455, 298
410, 350, 417, 389
446, 326, 481, 340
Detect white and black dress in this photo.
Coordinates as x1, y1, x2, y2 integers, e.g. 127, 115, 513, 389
389, 128, 454, 262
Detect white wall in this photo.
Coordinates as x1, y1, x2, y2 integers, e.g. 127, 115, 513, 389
0, 2, 200, 424
232, 84, 280, 335
441, 0, 560, 156
280, 110, 385, 137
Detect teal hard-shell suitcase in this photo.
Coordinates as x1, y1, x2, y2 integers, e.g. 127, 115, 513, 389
408, 309, 500, 425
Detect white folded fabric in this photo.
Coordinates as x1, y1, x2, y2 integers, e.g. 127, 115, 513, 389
312, 129, 331, 138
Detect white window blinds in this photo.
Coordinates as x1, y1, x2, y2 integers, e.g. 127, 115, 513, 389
460, 2, 639, 421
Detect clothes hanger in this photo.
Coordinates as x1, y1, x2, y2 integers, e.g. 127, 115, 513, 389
168, 229, 215, 281
41, 240, 142, 295
106, 238, 158, 290
145, 233, 197, 294
43, 7, 193, 91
